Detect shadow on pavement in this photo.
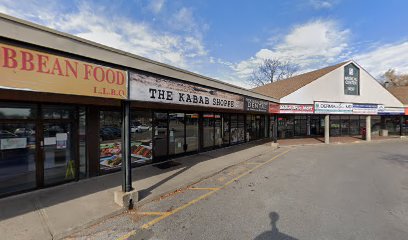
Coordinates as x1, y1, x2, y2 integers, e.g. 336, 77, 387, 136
254, 212, 298, 240
0, 139, 271, 221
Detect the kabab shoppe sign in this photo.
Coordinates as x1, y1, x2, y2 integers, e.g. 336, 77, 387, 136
0, 43, 127, 99
314, 101, 353, 114
129, 72, 244, 110
244, 97, 269, 113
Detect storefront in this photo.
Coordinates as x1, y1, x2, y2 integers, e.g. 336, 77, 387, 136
258, 61, 406, 140
0, 43, 276, 197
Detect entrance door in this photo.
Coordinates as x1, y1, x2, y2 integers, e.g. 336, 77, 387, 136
42, 122, 75, 186
169, 112, 185, 156
185, 113, 199, 153
153, 112, 168, 162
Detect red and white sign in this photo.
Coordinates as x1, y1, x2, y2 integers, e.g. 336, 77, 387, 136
405, 107, 408, 115
279, 104, 314, 114
268, 103, 280, 113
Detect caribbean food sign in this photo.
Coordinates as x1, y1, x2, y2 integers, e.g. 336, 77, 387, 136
244, 97, 269, 113
314, 101, 353, 114
129, 72, 244, 110
0, 43, 127, 99
344, 63, 360, 95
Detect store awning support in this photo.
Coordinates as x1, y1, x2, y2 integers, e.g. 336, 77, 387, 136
366, 116, 371, 141
324, 115, 330, 144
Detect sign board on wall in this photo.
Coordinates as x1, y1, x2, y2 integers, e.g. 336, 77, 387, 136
129, 72, 244, 110
352, 104, 378, 115
314, 101, 353, 114
344, 63, 360, 95
269, 103, 280, 113
279, 104, 314, 114
377, 105, 405, 115
244, 97, 269, 113
0, 43, 127, 99
405, 108, 408, 115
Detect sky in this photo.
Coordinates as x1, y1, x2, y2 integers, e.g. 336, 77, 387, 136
1, 0, 408, 88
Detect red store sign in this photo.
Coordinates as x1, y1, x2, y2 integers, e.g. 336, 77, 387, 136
269, 104, 314, 114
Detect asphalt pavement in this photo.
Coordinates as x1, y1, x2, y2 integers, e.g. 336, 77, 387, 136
67, 140, 408, 240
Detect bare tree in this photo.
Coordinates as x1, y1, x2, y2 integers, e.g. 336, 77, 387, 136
248, 58, 298, 87
383, 69, 408, 88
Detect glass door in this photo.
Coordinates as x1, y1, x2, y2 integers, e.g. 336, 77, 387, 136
203, 113, 214, 150
153, 112, 168, 161
214, 114, 222, 148
42, 122, 74, 185
169, 112, 185, 156
185, 113, 199, 153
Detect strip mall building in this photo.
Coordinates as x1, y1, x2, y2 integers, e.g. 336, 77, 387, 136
0, 14, 407, 197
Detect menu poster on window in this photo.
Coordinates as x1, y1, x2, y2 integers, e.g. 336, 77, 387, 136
44, 137, 56, 146
129, 72, 244, 110
314, 101, 353, 114
244, 97, 269, 113
0, 138, 27, 150
56, 133, 68, 149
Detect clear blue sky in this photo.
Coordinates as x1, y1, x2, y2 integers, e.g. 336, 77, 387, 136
1, 0, 407, 87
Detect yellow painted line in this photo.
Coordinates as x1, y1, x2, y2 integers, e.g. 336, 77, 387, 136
141, 190, 217, 229
189, 187, 221, 191
116, 149, 290, 240
137, 212, 167, 216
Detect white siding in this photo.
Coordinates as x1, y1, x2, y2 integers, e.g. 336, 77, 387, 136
281, 61, 404, 107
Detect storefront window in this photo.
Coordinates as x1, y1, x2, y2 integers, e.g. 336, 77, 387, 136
0, 123, 36, 196
222, 114, 230, 146
153, 112, 168, 161
371, 116, 381, 136
185, 113, 199, 152
79, 107, 87, 179
350, 116, 360, 135
215, 114, 223, 147
203, 113, 214, 149
43, 105, 75, 119
294, 116, 307, 137
169, 113, 185, 155
340, 116, 350, 136
231, 114, 238, 144
99, 111, 122, 173
330, 116, 341, 136
237, 114, 245, 143
131, 110, 152, 165
0, 102, 36, 119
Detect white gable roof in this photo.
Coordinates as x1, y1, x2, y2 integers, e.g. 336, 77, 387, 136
281, 61, 404, 107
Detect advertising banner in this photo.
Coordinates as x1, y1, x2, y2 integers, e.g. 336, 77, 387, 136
129, 72, 244, 110
0, 43, 127, 99
244, 97, 269, 113
279, 104, 314, 114
405, 108, 408, 116
344, 63, 360, 95
314, 101, 353, 114
352, 104, 378, 115
268, 103, 280, 113
377, 105, 405, 115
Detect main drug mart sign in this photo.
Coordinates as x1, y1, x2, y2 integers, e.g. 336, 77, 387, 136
279, 104, 314, 114
0, 43, 127, 99
129, 71, 244, 110
314, 101, 353, 114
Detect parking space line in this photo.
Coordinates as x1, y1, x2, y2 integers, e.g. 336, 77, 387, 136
189, 187, 221, 191
244, 162, 263, 165
116, 149, 290, 240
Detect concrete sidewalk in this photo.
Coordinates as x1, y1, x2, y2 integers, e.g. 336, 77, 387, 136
278, 135, 402, 146
0, 140, 277, 240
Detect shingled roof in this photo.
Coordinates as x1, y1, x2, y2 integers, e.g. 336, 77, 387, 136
252, 61, 349, 99
387, 86, 408, 105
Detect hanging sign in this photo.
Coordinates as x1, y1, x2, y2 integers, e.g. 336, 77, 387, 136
268, 103, 280, 113
314, 101, 353, 114
279, 104, 314, 114
129, 72, 244, 110
244, 97, 268, 113
377, 105, 405, 115
352, 104, 378, 115
0, 43, 127, 99
344, 63, 360, 95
